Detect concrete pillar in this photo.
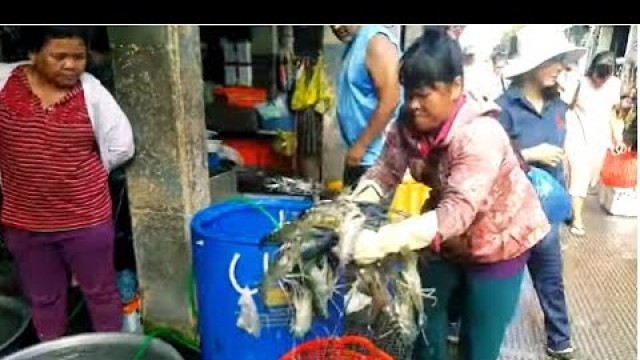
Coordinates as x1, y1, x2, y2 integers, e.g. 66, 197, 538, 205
625, 25, 637, 63
321, 26, 347, 183
108, 26, 209, 339
621, 26, 637, 92
597, 26, 615, 54
584, 26, 598, 65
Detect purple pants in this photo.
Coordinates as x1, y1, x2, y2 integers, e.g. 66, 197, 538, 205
4, 221, 122, 341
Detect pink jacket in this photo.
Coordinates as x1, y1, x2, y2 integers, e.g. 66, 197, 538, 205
363, 95, 550, 263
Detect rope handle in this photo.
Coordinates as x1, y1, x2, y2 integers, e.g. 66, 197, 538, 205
228, 252, 270, 296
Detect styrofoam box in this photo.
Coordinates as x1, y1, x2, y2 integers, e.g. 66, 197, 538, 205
224, 65, 237, 86
220, 38, 237, 63
236, 41, 252, 63
237, 65, 252, 87
598, 185, 639, 217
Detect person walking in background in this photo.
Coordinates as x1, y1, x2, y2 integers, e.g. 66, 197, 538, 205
331, 25, 402, 187
496, 27, 585, 360
0, 26, 135, 341
564, 51, 622, 237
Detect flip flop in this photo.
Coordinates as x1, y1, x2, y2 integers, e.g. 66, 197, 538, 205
569, 225, 586, 237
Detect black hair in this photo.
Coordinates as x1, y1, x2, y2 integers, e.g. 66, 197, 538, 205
399, 27, 463, 91
586, 51, 616, 79
21, 26, 92, 54
89, 27, 111, 53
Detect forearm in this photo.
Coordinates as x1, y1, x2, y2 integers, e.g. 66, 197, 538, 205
359, 33, 401, 150
435, 188, 481, 240
362, 162, 405, 196
360, 126, 408, 194
610, 108, 623, 145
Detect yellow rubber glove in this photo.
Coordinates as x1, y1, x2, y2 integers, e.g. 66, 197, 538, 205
353, 211, 439, 265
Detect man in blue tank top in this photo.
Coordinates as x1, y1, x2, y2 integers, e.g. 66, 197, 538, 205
331, 25, 402, 187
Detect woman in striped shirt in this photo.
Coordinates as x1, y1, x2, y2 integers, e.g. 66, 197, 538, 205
0, 26, 135, 341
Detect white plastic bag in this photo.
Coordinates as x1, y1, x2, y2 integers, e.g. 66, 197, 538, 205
236, 287, 261, 337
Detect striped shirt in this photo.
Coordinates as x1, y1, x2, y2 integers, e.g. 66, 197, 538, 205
0, 65, 112, 231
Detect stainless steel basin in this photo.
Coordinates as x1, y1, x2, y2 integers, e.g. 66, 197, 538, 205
3, 333, 184, 360
0, 296, 30, 355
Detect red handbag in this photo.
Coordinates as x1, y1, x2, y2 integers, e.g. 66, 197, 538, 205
600, 149, 637, 188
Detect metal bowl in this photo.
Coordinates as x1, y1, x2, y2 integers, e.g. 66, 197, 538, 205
3, 333, 184, 360
0, 296, 31, 355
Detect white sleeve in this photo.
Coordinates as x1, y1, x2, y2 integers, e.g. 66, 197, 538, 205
98, 85, 135, 171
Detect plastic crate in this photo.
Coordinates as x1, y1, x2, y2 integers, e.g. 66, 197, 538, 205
214, 87, 267, 108
598, 185, 639, 217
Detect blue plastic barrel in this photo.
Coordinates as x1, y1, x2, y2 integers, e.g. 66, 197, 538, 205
192, 195, 344, 360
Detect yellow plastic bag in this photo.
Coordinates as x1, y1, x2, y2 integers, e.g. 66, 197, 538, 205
291, 57, 334, 114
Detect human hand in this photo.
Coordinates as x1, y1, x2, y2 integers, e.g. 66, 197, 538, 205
352, 229, 386, 265
352, 212, 439, 265
521, 143, 565, 167
346, 142, 367, 167
613, 142, 628, 155
440, 236, 471, 262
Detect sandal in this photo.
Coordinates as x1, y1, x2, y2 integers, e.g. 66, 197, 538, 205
569, 225, 586, 237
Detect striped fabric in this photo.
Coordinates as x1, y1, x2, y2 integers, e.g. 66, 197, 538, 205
0, 65, 112, 231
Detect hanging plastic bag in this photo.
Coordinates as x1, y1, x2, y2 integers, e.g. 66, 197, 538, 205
527, 167, 572, 223
236, 287, 261, 337
600, 149, 637, 188
290, 57, 334, 114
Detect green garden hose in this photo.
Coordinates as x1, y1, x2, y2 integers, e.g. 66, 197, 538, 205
133, 195, 281, 359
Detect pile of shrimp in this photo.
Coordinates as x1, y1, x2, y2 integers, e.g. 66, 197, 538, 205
254, 197, 436, 347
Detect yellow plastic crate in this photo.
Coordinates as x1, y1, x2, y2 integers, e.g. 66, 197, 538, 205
389, 178, 431, 221
324, 176, 430, 221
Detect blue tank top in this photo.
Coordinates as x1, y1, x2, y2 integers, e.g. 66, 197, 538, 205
336, 25, 402, 166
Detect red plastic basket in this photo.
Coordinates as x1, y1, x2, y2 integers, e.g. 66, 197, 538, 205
280, 336, 394, 360
600, 150, 637, 188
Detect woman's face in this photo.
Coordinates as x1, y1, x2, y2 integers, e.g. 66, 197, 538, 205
406, 78, 462, 132
30, 37, 87, 88
532, 56, 565, 88
621, 96, 634, 110
591, 64, 614, 88
446, 26, 466, 40
590, 59, 615, 87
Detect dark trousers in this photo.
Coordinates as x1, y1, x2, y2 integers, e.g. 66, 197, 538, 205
528, 223, 572, 351
343, 165, 370, 188
4, 221, 122, 341
414, 258, 524, 360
